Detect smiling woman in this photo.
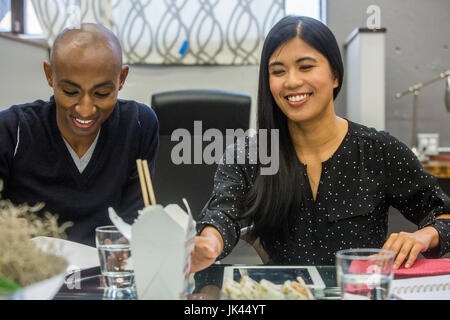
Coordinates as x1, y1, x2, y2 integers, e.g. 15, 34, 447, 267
191, 15, 450, 273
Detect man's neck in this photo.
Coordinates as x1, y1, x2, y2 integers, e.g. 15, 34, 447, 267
60, 130, 99, 158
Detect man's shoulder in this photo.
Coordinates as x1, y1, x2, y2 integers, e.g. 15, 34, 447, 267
116, 99, 158, 126
117, 98, 156, 116
0, 98, 52, 125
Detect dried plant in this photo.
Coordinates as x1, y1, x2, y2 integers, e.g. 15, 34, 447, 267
0, 179, 73, 288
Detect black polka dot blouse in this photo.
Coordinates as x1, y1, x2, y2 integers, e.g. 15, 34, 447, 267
196, 120, 450, 265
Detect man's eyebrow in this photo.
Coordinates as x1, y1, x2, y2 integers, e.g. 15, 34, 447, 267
60, 80, 81, 88
93, 81, 115, 89
59, 80, 115, 89
268, 56, 318, 68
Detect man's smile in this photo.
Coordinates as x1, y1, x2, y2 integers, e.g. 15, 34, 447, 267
71, 116, 96, 129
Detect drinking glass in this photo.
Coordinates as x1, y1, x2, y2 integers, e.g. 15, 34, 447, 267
95, 225, 136, 299
335, 248, 395, 300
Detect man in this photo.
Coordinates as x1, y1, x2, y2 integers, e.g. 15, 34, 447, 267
0, 23, 159, 246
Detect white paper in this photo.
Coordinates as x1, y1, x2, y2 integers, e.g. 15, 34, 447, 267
31, 236, 99, 270
391, 275, 450, 300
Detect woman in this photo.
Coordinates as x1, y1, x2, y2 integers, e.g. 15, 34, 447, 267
191, 16, 450, 273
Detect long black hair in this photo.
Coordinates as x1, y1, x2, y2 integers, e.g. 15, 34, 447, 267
242, 16, 344, 251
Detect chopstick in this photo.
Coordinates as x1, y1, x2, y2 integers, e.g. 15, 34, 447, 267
142, 159, 156, 205
136, 159, 156, 206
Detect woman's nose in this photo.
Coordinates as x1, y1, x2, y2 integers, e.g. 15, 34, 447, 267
284, 71, 304, 89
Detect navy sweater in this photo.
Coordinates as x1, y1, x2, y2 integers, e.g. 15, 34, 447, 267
0, 97, 159, 246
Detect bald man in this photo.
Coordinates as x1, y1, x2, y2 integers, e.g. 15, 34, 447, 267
0, 24, 159, 246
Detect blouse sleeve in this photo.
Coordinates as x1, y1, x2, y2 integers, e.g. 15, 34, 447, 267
196, 138, 258, 260
383, 133, 450, 257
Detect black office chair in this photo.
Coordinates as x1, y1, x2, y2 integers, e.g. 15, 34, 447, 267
151, 89, 251, 221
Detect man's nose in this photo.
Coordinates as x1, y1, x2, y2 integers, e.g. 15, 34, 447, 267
75, 95, 96, 118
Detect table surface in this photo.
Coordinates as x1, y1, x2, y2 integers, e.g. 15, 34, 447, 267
54, 264, 340, 300
422, 158, 450, 178
54, 264, 450, 300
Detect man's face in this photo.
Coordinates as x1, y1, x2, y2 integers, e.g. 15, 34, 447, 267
44, 45, 128, 142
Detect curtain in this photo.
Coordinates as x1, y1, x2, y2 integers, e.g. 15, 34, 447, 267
31, 0, 112, 45
31, 0, 284, 65
0, 0, 10, 22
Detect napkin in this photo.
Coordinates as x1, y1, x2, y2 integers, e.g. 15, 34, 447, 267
394, 259, 450, 279
348, 259, 450, 278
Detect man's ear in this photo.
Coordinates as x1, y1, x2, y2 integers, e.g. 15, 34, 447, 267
119, 65, 129, 91
43, 61, 53, 87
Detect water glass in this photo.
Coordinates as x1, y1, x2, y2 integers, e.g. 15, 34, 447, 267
335, 248, 395, 300
95, 225, 135, 299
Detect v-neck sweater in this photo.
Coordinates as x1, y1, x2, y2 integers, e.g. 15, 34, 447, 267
62, 129, 100, 173
0, 96, 159, 246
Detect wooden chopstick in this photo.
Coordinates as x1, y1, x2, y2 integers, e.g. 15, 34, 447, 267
136, 159, 156, 207
142, 159, 156, 206
136, 159, 150, 207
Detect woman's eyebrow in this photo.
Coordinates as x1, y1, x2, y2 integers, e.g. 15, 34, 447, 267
268, 61, 284, 68
268, 56, 318, 68
295, 57, 317, 64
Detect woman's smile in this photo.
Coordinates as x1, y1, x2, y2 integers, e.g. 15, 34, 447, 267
285, 92, 313, 106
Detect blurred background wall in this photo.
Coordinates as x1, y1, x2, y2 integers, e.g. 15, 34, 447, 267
1, 0, 449, 147
0, 0, 449, 260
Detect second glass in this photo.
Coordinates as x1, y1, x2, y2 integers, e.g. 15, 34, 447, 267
95, 225, 135, 299
335, 248, 395, 300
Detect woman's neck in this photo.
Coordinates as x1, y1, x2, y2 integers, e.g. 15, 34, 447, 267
288, 111, 347, 158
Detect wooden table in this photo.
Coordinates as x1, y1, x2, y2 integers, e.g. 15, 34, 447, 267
422, 158, 450, 179
422, 157, 450, 195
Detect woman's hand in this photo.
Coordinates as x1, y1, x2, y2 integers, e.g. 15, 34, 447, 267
382, 226, 439, 269
190, 227, 224, 273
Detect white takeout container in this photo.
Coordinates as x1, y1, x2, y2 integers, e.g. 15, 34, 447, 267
110, 203, 196, 300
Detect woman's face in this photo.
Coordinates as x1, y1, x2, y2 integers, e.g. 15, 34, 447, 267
268, 37, 338, 124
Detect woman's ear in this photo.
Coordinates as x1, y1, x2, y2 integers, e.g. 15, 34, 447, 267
332, 70, 339, 89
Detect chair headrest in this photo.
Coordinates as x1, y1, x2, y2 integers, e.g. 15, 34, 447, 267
152, 89, 251, 134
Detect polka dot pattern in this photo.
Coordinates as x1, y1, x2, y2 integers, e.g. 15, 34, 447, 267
196, 121, 450, 264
